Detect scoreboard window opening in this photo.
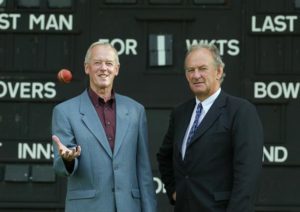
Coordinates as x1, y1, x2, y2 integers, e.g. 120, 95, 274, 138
4, 164, 30, 182
48, 0, 72, 8
103, 0, 228, 5
16, 0, 73, 9
0, 0, 6, 8
17, 0, 40, 8
149, 34, 173, 67
149, 0, 182, 4
295, 0, 300, 8
104, 0, 137, 4
194, 0, 226, 4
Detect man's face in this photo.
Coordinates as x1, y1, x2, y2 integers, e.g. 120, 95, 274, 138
84, 45, 119, 91
185, 48, 223, 101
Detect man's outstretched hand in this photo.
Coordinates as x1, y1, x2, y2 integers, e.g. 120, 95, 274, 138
52, 135, 81, 161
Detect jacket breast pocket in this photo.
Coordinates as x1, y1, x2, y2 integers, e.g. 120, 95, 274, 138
213, 191, 231, 201
67, 189, 96, 200
206, 130, 231, 145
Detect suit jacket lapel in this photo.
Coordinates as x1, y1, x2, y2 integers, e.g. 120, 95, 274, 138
79, 90, 113, 158
177, 99, 196, 152
189, 91, 227, 145
113, 94, 130, 157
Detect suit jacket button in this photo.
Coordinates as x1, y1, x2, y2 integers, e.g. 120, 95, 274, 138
185, 175, 189, 179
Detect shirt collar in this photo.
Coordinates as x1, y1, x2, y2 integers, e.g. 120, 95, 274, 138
88, 87, 115, 108
195, 88, 221, 110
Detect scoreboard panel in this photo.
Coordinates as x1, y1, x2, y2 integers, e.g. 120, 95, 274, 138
1, 0, 300, 211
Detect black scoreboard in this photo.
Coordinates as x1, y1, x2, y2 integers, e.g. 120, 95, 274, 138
1, 0, 300, 211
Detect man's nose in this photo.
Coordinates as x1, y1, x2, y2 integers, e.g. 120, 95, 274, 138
99, 63, 108, 70
192, 69, 203, 78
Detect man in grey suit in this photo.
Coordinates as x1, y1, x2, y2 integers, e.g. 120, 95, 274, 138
52, 41, 157, 212
157, 43, 264, 212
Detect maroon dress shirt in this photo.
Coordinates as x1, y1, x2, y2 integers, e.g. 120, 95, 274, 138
88, 88, 116, 151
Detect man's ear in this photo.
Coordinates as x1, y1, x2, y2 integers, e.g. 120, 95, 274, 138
84, 63, 89, 75
115, 64, 120, 76
216, 66, 223, 80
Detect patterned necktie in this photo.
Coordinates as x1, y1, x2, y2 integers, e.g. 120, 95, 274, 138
186, 103, 202, 146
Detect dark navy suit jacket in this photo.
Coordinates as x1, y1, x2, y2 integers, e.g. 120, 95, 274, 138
157, 91, 263, 212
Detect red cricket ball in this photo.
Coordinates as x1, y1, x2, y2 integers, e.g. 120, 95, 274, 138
57, 69, 72, 83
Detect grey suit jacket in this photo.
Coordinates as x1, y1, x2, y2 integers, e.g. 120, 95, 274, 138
157, 91, 263, 212
52, 90, 157, 212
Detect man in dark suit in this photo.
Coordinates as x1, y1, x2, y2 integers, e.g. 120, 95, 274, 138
157, 43, 263, 212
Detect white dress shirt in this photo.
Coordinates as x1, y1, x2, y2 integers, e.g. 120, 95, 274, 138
181, 88, 221, 159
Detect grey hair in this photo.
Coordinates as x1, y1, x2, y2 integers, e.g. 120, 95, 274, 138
185, 43, 226, 82
84, 41, 120, 65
